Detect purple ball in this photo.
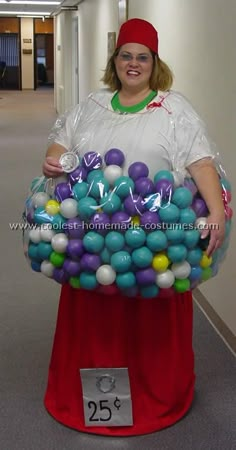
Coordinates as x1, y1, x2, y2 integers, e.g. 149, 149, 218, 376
55, 183, 72, 202
69, 166, 88, 185
124, 193, 145, 215
80, 253, 101, 272
81, 151, 102, 171
65, 218, 84, 239
135, 177, 155, 196
184, 178, 198, 196
128, 162, 149, 181
104, 148, 125, 167
63, 259, 80, 276
155, 178, 173, 200
140, 211, 161, 228
26, 209, 34, 224
111, 211, 131, 230
53, 268, 69, 284
66, 239, 84, 260
136, 268, 156, 286
191, 197, 208, 217
90, 212, 110, 235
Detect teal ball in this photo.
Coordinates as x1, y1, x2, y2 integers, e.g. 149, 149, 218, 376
80, 272, 98, 290
131, 246, 153, 268
105, 231, 125, 252
114, 176, 135, 198
83, 231, 104, 253
116, 272, 136, 289
77, 197, 98, 220
154, 170, 174, 184
165, 228, 185, 244
111, 251, 132, 272
172, 187, 193, 208
146, 230, 167, 252
125, 227, 146, 248
186, 248, 203, 265
140, 284, 159, 298
167, 244, 187, 262
184, 229, 200, 249
72, 182, 89, 200
102, 193, 121, 214
37, 242, 53, 260
159, 203, 180, 223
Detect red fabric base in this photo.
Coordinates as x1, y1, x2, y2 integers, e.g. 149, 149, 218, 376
44, 285, 195, 436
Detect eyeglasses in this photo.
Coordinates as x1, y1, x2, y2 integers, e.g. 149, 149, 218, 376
118, 52, 152, 63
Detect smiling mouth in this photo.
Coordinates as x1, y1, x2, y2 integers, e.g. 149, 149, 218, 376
127, 70, 140, 76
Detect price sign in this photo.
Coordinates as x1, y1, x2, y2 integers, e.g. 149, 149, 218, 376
80, 368, 133, 426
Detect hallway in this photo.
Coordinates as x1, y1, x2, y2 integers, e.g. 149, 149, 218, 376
0, 90, 235, 450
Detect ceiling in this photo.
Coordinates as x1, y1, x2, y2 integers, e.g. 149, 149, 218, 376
0, 0, 81, 18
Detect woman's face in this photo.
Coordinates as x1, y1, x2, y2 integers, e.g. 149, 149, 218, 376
114, 43, 153, 92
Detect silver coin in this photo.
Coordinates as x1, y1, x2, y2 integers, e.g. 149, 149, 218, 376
59, 152, 79, 173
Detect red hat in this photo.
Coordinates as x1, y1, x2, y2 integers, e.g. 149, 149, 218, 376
116, 18, 158, 54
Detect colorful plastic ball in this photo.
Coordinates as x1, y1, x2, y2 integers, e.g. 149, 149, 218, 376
66, 239, 84, 260
26, 209, 34, 224
49, 251, 66, 267
201, 267, 212, 281
28, 243, 40, 261
111, 211, 131, 230
65, 217, 84, 239
40, 224, 55, 242
123, 194, 145, 216
224, 205, 233, 220
100, 247, 111, 264
105, 231, 125, 252
80, 272, 98, 289
60, 198, 78, 219
155, 178, 173, 200
195, 216, 207, 230
156, 269, 175, 288
31, 176, 46, 193
51, 233, 68, 253
153, 170, 174, 184
125, 227, 146, 248
101, 193, 122, 214
136, 268, 156, 285
144, 193, 161, 212
69, 166, 87, 185
45, 200, 60, 216
72, 182, 89, 200
80, 253, 100, 272
111, 250, 132, 273
50, 214, 66, 232
172, 187, 193, 209
152, 253, 169, 272
90, 212, 110, 235
165, 228, 185, 244
128, 162, 149, 181
186, 248, 203, 265
34, 207, 53, 225
55, 183, 72, 202
135, 177, 154, 196
116, 272, 136, 289
29, 228, 41, 244
83, 231, 104, 253
104, 148, 125, 167
139, 211, 161, 230
183, 178, 198, 196
37, 242, 53, 260
220, 178, 231, 192
96, 264, 116, 285
173, 278, 190, 293
63, 259, 80, 276
89, 177, 110, 199
222, 189, 232, 204
131, 247, 153, 268
53, 267, 69, 284
103, 165, 123, 185
171, 261, 191, 279
189, 266, 203, 281
140, 285, 159, 298
87, 169, 103, 183
200, 252, 212, 268
41, 260, 54, 277
31, 192, 50, 208
31, 261, 41, 272
146, 230, 168, 252
69, 276, 80, 289
131, 216, 140, 227
77, 197, 98, 220
191, 197, 208, 217
179, 208, 197, 226
167, 244, 188, 263
114, 176, 135, 198
183, 229, 201, 249
159, 204, 180, 223
81, 151, 102, 171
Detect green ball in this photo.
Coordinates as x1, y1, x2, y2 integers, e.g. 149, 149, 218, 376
116, 272, 136, 289
80, 272, 98, 290
49, 251, 66, 267
125, 227, 146, 248
72, 182, 89, 200
69, 276, 80, 289
132, 246, 153, 268
201, 267, 212, 281
146, 230, 167, 252
83, 231, 104, 253
37, 242, 53, 260
111, 251, 132, 273
114, 176, 135, 198
174, 278, 190, 293
78, 197, 98, 220
105, 231, 125, 252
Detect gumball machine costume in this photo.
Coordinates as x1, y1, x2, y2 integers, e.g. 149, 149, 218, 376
23, 18, 232, 437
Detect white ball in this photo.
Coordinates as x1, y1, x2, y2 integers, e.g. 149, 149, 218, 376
40, 224, 56, 242
51, 233, 68, 253
31, 192, 50, 208
156, 270, 175, 288
41, 260, 54, 277
60, 198, 78, 219
171, 261, 191, 279
195, 216, 207, 230
96, 265, 116, 285
29, 228, 41, 244
104, 165, 123, 186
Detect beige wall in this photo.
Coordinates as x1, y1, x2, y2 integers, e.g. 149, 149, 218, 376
21, 18, 34, 89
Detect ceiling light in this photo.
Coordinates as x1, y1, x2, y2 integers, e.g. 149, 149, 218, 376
0, 10, 51, 14
0, 1, 61, 4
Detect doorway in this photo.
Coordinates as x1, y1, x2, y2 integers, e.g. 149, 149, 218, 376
35, 33, 54, 89
0, 33, 20, 89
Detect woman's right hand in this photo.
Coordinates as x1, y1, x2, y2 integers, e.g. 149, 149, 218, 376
43, 156, 64, 178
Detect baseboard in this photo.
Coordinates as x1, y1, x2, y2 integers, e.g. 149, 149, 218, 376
193, 288, 236, 356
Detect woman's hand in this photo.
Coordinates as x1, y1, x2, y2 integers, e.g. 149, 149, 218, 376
43, 156, 64, 178
200, 211, 226, 257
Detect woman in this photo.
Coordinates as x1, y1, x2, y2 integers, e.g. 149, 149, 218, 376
43, 18, 225, 435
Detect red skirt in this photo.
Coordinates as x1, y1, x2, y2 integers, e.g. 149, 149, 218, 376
44, 284, 195, 436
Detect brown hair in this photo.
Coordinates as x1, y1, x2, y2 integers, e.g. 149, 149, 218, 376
101, 49, 173, 92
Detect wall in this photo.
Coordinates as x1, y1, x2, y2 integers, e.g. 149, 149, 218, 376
128, 0, 236, 335
21, 18, 34, 89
